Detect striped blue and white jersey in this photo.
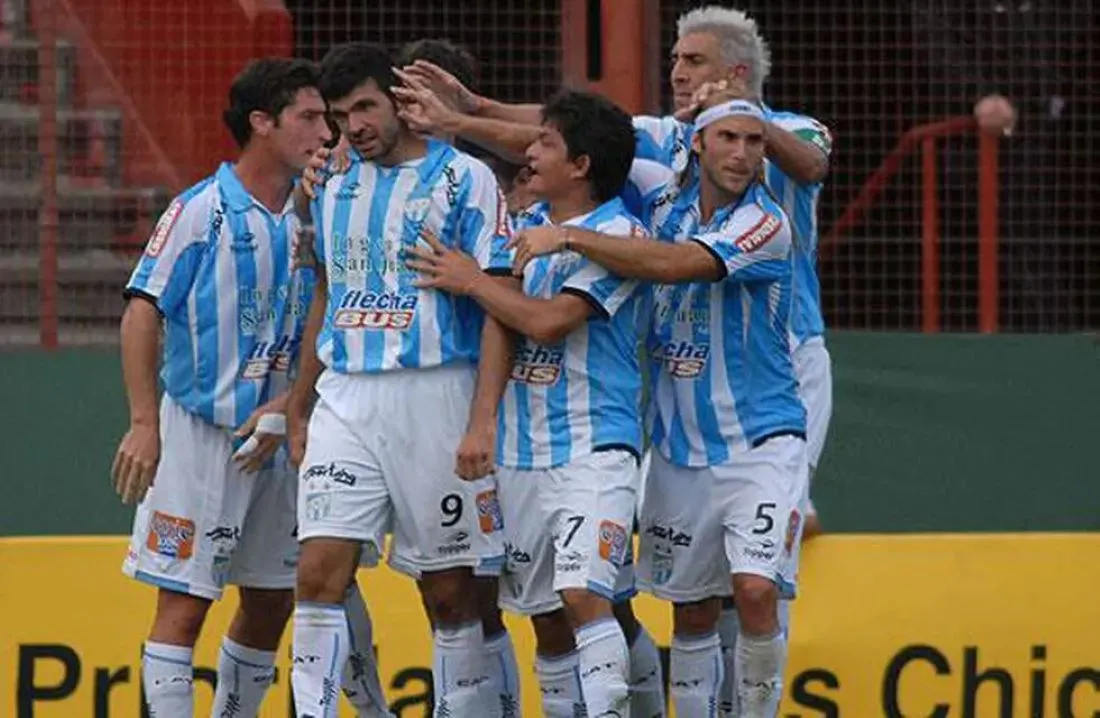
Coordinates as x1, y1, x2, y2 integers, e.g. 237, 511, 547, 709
632, 109, 832, 347
498, 198, 647, 470
125, 162, 315, 429
643, 174, 807, 467
312, 139, 512, 374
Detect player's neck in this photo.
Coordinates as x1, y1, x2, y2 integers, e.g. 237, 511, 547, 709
234, 150, 294, 213
698, 177, 742, 224
546, 186, 597, 225
375, 133, 429, 167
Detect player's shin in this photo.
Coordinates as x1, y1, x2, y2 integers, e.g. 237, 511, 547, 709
342, 583, 392, 717
432, 620, 492, 716
731, 577, 785, 718
669, 632, 724, 717
627, 623, 666, 718
484, 627, 521, 717
142, 641, 195, 716
536, 650, 587, 718
212, 637, 277, 716
716, 599, 740, 717
575, 615, 631, 716
291, 602, 350, 717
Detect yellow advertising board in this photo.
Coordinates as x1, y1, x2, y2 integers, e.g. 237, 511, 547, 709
2, 534, 1098, 717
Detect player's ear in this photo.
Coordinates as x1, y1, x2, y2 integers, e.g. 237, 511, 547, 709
569, 153, 591, 182
249, 110, 275, 139
691, 130, 704, 154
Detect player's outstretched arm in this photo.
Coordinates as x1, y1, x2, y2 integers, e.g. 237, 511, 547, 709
510, 225, 724, 284
286, 268, 327, 467
401, 60, 543, 126
407, 232, 592, 346
112, 298, 162, 504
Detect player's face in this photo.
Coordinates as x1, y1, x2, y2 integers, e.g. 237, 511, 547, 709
524, 124, 585, 201
328, 80, 402, 160
270, 87, 331, 172
693, 115, 765, 196
670, 32, 730, 111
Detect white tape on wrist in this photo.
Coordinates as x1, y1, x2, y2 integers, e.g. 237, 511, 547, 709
232, 413, 287, 460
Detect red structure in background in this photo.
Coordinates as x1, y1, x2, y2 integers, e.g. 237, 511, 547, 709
35, 0, 292, 190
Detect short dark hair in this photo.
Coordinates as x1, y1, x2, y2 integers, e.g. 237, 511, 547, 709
223, 58, 321, 148
541, 89, 635, 203
319, 42, 397, 104
396, 38, 478, 94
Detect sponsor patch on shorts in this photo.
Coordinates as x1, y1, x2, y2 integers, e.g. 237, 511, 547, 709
598, 520, 628, 567
476, 489, 504, 534
146, 511, 196, 559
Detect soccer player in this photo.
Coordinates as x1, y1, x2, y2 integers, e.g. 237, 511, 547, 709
407, 88, 647, 718
110, 58, 331, 717
285, 42, 512, 717
508, 96, 809, 718
395, 38, 523, 718
658, 8, 833, 550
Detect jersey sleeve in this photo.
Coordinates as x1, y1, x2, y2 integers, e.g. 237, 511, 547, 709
633, 115, 683, 166
124, 191, 210, 315
560, 218, 644, 320
457, 159, 514, 276
622, 159, 677, 226
773, 113, 834, 159
691, 204, 792, 284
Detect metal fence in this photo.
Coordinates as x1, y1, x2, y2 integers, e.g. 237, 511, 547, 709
1, 0, 1096, 346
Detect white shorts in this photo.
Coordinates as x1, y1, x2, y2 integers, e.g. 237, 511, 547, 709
122, 396, 299, 601
636, 435, 809, 603
298, 366, 505, 579
794, 337, 832, 517
793, 337, 833, 473
497, 450, 639, 616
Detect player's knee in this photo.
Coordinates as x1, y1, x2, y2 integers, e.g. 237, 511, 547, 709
420, 568, 478, 625
731, 574, 779, 634
149, 588, 212, 646
234, 587, 294, 648
612, 598, 640, 643
672, 597, 722, 637
296, 538, 359, 604
531, 609, 577, 657
560, 587, 613, 629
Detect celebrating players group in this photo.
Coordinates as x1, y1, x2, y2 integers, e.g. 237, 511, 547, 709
109, 5, 835, 717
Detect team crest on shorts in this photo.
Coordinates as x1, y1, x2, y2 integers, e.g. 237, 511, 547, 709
476, 489, 504, 534
146, 511, 196, 559
784, 509, 802, 555
598, 520, 628, 567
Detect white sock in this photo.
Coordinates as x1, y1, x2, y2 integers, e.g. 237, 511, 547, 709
484, 629, 521, 717
716, 608, 739, 717
670, 632, 723, 718
212, 636, 276, 717
576, 618, 631, 717
735, 630, 786, 718
142, 641, 194, 717
433, 621, 491, 716
291, 602, 350, 718
628, 626, 666, 718
342, 584, 392, 717
535, 651, 586, 718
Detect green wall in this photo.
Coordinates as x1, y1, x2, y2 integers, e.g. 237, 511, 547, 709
2, 332, 1097, 536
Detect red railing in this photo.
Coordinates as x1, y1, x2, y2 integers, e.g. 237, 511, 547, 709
822, 116, 1002, 333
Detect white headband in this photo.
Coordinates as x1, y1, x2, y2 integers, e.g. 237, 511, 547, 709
695, 100, 766, 130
